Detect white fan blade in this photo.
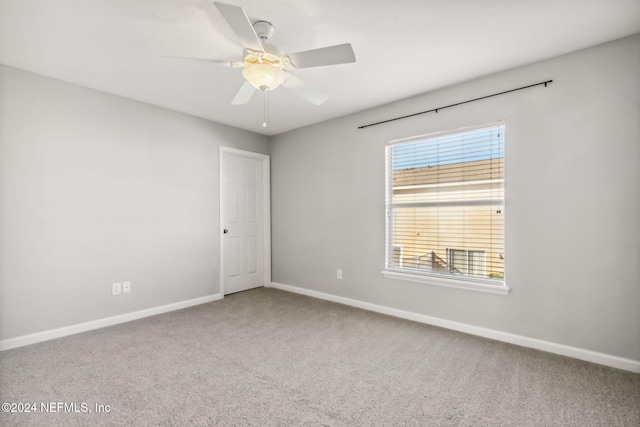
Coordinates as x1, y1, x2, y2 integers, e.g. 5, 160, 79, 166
284, 75, 329, 105
214, 2, 264, 52
161, 57, 242, 67
231, 81, 257, 105
287, 43, 355, 69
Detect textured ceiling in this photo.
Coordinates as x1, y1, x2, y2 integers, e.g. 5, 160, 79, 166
1, 0, 639, 136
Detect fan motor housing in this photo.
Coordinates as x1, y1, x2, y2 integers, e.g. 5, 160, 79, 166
243, 48, 284, 66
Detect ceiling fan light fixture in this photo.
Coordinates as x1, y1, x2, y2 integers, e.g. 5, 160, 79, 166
242, 63, 285, 92
211, 1, 356, 127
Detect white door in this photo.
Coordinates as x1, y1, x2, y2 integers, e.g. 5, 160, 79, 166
220, 148, 269, 295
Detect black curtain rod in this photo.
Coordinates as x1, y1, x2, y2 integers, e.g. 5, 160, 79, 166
357, 79, 553, 129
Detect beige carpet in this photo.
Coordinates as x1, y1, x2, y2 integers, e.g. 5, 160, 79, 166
1, 287, 639, 426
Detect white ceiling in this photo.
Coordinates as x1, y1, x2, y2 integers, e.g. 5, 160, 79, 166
1, 0, 639, 136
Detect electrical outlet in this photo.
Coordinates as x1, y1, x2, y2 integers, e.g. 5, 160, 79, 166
123, 281, 131, 293
337, 269, 343, 280
112, 282, 122, 295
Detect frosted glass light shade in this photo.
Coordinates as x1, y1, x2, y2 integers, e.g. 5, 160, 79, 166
242, 63, 285, 92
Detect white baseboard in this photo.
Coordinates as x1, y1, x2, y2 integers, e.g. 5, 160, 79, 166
0, 293, 223, 351
268, 282, 640, 373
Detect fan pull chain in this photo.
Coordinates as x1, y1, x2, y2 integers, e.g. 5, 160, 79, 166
262, 90, 270, 128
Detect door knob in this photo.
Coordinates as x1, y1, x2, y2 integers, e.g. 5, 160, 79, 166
223, 229, 229, 234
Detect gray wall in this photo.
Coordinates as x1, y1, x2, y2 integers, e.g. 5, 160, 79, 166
270, 34, 640, 361
0, 65, 269, 341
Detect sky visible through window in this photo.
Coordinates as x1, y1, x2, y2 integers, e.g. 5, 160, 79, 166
392, 126, 504, 170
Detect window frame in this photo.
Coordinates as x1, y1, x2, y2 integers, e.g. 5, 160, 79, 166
382, 123, 509, 295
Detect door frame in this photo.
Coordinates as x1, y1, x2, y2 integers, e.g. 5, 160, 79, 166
219, 147, 271, 296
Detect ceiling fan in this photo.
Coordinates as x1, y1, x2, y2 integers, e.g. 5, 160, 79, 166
191, 2, 356, 126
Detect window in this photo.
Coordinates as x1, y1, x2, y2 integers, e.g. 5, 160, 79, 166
383, 123, 507, 294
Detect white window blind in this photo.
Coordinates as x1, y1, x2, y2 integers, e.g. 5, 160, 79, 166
385, 123, 505, 286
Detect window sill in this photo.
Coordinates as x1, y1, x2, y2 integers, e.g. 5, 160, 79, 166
381, 269, 510, 295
